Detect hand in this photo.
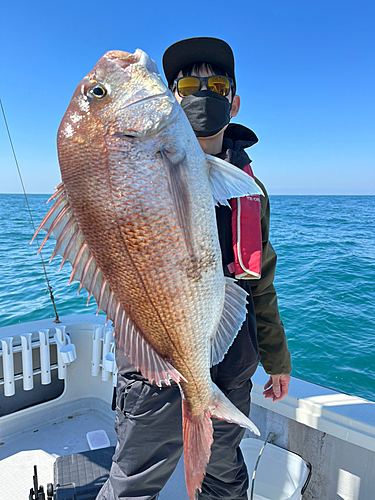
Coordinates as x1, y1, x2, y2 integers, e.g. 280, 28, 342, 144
263, 374, 290, 402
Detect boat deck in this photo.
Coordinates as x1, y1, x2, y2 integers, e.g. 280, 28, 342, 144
1, 400, 114, 499
0, 397, 190, 500
1, 315, 375, 500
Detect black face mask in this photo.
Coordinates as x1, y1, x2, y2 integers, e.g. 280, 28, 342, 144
180, 90, 232, 138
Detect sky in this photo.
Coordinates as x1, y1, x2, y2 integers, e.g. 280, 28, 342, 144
0, 0, 374, 195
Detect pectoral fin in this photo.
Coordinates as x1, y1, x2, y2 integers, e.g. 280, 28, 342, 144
205, 154, 263, 206
161, 148, 195, 257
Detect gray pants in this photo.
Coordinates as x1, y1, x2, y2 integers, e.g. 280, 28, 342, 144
97, 371, 252, 500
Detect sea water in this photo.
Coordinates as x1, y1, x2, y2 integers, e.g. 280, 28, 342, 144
0, 194, 374, 402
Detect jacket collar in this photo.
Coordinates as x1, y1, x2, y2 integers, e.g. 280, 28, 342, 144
223, 123, 258, 150
216, 124, 258, 169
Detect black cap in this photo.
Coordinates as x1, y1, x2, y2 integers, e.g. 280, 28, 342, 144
162, 37, 235, 89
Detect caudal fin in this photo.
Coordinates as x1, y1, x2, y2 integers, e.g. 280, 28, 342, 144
182, 399, 214, 500
182, 383, 260, 500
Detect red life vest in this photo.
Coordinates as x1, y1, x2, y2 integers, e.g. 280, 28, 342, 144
227, 164, 262, 279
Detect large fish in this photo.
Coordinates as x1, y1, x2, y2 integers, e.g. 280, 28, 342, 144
33, 49, 262, 499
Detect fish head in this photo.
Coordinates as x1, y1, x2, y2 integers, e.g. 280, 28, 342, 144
58, 49, 178, 147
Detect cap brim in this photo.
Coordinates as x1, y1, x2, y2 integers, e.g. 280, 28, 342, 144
162, 37, 235, 88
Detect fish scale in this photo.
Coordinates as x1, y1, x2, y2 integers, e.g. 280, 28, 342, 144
32, 48, 262, 499
105, 130, 219, 357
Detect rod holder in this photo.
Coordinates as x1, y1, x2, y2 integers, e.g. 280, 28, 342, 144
39, 329, 51, 385
20, 333, 33, 391
104, 341, 117, 379
92, 325, 103, 376
101, 328, 113, 382
104, 351, 115, 373
54, 328, 76, 367
55, 326, 67, 379
1, 337, 15, 396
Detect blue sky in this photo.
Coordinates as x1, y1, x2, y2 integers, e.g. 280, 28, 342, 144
1, 0, 374, 194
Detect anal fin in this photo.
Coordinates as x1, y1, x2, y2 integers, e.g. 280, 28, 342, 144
210, 277, 248, 366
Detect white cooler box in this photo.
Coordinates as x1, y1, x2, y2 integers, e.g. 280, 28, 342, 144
240, 438, 311, 500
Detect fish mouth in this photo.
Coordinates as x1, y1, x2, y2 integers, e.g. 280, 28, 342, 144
114, 92, 179, 139
103, 49, 178, 138
119, 90, 172, 111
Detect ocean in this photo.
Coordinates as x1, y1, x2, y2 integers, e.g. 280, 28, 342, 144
0, 194, 374, 402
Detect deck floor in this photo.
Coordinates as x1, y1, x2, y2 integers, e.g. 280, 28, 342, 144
0, 398, 280, 500
0, 404, 190, 500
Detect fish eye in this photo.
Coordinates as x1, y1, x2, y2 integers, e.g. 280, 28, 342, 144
88, 84, 107, 99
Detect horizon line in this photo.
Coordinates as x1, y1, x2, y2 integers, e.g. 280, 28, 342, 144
1, 192, 375, 196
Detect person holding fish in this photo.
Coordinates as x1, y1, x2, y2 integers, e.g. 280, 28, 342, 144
34, 35, 291, 500
92, 37, 292, 500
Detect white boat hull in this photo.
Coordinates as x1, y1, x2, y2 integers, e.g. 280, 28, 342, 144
1, 315, 374, 499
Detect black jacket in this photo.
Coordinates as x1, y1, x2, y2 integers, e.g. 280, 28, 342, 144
214, 124, 292, 378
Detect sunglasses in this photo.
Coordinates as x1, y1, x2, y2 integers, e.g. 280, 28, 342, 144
172, 75, 234, 98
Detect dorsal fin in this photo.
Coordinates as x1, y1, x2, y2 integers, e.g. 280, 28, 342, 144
32, 184, 186, 386
210, 277, 248, 366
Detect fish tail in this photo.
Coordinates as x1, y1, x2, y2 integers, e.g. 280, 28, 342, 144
182, 399, 214, 500
182, 382, 260, 500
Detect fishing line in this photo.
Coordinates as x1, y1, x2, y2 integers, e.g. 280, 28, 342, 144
0, 98, 60, 323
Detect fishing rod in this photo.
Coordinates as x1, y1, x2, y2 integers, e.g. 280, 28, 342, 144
0, 98, 60, 323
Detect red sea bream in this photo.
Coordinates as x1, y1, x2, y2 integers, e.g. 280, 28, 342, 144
33, 49, 262, 499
